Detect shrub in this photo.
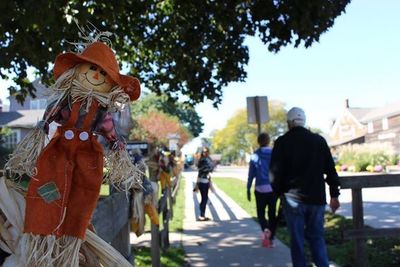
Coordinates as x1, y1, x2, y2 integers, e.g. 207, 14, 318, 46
336, 142, 397, 172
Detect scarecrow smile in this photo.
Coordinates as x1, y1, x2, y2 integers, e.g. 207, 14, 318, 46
76, 63, 114, 93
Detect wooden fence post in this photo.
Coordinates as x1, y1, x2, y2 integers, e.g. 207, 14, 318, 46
151, 223, 160, 267
351, 188, 368, 267
148, 174, 181, 266
340, 174, 400, 267
150, 182, 161, 267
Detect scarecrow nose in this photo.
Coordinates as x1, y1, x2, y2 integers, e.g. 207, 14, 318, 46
92, 72, 99, 80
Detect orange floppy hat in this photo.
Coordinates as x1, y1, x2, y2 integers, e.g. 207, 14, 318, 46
53, 41, 140, 101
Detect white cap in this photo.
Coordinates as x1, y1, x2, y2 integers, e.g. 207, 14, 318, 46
287, 107, 306, 127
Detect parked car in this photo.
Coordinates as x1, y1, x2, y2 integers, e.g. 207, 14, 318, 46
184, 154, 194, 169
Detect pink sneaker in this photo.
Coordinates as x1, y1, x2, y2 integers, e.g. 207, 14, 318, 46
262, 229, 271, 247
269, 240, 275, 248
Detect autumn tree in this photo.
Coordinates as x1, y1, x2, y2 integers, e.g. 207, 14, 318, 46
130, 93, 203, 137
1, 0, 350, 104
131, 111, 190, 148
212, 100, 286, 163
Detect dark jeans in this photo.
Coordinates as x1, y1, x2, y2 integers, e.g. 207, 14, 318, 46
282, 197, 329, 267
198, 182, 210, 217
254, 191, 278, 240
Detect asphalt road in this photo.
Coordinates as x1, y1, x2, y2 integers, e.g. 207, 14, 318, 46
185, 165, 400, 229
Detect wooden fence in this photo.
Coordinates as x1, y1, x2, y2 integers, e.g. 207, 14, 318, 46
91, 173, 181, 266
150, 174, 181, 267
339, 173, 400, 267
92, 191, 132, 260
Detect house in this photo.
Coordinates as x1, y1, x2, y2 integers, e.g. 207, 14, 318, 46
329, 99, 400, 154
0, 79, 46, 148
360, 100, 400, 153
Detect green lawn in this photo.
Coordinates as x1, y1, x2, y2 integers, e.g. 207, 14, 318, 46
213, 177, 400, 267
170, 178, 185, 232
134, 246, 186, 267
134, 177, 186, 266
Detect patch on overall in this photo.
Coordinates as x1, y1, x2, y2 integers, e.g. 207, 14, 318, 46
37, 182, 61, 203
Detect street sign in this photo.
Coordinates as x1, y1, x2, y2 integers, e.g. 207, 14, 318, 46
247, 96, 269, 124
125, 141, 149, 159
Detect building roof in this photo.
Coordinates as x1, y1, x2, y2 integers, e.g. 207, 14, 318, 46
348, 107, 374, 121
360, 100, 400, 122
0, 111, 22, 126
0, 109, 45, 128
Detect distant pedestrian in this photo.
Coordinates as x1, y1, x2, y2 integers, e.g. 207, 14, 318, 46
247, 132, 277, 248
270, 107, 340, 267
196, 147, 214, 221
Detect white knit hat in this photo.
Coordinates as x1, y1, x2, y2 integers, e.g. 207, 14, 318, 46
287, 107, 306, 127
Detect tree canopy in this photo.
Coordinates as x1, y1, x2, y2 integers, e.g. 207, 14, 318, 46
1, 0, 350, 105
130, 110, 190, 148
211, 100, 287, 163
130, 93, 203, 137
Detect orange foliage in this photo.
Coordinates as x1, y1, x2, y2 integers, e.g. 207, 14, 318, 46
132, 111, 190, 147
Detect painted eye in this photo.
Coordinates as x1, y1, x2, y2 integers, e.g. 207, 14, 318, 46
90, 65, 97, 71
100, 70, 107, 76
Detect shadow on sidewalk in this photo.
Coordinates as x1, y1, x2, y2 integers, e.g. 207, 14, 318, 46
183, 218, 292, 267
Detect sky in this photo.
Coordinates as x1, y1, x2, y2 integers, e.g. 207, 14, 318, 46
1, 0, 399, 140
195, 0, 400, 136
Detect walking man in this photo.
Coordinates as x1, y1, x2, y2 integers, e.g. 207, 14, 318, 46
270, 107, 340, 267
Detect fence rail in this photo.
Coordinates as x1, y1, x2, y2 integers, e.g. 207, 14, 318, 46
92, 191, 132, 260
339, 173, 400, 267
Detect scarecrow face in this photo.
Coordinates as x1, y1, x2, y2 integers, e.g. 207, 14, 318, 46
76, 63, 115, 93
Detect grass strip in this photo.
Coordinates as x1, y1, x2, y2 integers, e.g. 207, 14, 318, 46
134, 246, 186, 267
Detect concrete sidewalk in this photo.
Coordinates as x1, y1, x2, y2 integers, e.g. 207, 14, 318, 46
182, 171, 292, 267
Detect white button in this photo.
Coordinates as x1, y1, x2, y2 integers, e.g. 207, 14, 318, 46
64, 130, 74, 140
79, 131, 89, 141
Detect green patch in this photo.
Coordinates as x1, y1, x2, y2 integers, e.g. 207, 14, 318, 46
37, 182, 61, 203
169, 178, 185, 232
134, 246, 186, 267
213, 177, 400, 267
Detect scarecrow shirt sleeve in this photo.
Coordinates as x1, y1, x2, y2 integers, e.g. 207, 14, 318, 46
41, 98, 70, 133
97, 112, 124, 150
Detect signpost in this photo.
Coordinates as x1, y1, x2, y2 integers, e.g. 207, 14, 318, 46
167, 134, 180, 152
247, 96, 269, 135
125, 141, 149, 159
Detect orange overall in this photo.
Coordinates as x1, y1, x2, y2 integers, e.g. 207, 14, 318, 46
24, 100, 103, 239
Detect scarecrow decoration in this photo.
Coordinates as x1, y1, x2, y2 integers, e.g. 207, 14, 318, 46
129, 149, 159, 237
2, 31, 143, 266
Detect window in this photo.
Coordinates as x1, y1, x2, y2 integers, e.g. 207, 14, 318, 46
382, 118, 389, 130
30, 99, 47, 109
367, 122, 374, 133
3, 130, 20, 149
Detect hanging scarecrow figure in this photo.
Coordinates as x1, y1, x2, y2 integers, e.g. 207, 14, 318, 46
3, 31, 142, 266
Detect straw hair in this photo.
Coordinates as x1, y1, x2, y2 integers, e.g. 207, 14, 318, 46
20, 234, 82, 267
70, 79, 130, 112
104, 149, 144, 191
5, 127, 47, 178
